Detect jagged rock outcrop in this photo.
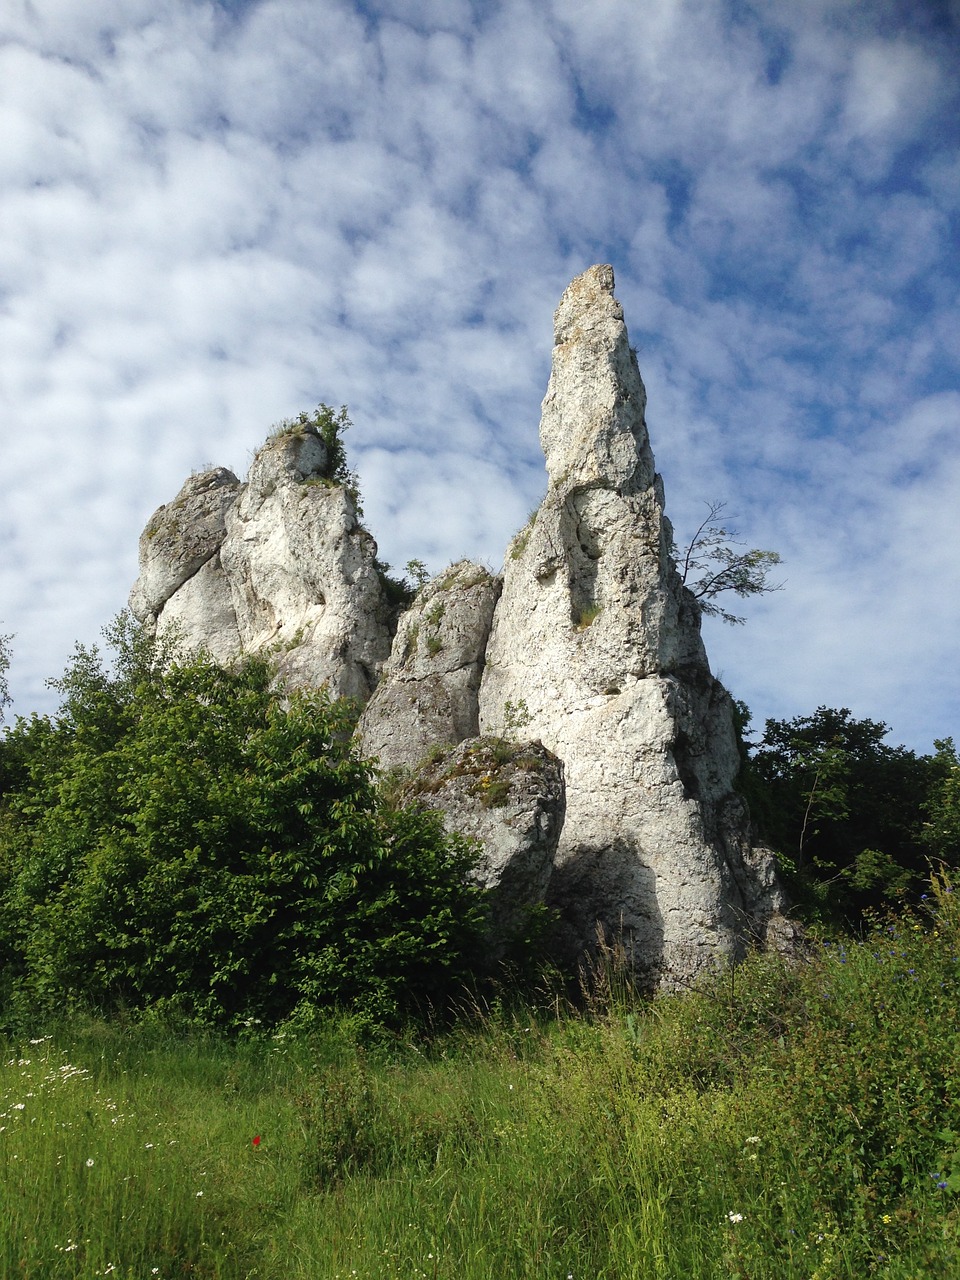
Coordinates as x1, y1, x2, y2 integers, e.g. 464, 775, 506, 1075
127, 267, 791, 985
477, 265, 787, 985
357, 561, 501, 772
399, 737, 565, 950
129, 426, 393, 699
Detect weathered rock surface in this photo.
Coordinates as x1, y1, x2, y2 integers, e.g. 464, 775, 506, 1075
129, 466, 240, 623
357, 561, 501, 771
400, 737, 565, 949
127, 268, 791, 985
129, 427, 393, 699
478, 264, 787, 985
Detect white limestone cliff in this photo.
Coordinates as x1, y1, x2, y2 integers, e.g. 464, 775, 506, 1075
357, 561, 501, 772
477, 265, 788, 984
398, 736, 565, 954
129, 426, 393, 700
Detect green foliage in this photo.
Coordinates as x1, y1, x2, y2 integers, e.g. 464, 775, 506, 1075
673, 500, 783, 624
744, 705, 937, 921
374, 558, 417, 611
404, 558, 430, 591
271, 403, 363, 514
572, 601, 603, 630
509, 506, 538, 560
501, 698, 532, 739
3, 879, 960, 1277
923, 738, 960, 862
0, 618, 487, 1028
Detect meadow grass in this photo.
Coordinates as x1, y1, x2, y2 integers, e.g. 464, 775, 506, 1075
2, 878, 960, 1278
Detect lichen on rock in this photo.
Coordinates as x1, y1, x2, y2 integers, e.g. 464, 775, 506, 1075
399, 735, 565, 954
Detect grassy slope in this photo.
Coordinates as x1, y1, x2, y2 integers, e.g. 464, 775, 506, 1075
2, 881, 959, 1279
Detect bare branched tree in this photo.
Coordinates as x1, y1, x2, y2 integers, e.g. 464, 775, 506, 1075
0, 629, 11, 723
673, 501, 783, 625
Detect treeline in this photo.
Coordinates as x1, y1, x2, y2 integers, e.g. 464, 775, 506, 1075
0, 617, 957, 1032
737, 702, 960, 921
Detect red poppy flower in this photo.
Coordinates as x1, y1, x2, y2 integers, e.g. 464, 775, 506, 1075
252, 1135, 261, 1147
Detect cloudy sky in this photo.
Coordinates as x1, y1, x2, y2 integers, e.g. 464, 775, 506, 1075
1, 0, 958, 754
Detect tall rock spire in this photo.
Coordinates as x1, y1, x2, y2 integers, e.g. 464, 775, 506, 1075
479, 265, 786, 984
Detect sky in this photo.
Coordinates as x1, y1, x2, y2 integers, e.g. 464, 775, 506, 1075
1, 0, 958, 754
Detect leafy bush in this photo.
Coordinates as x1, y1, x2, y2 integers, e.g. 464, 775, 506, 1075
0, 619, 487, 1029
740, 705, 941, 922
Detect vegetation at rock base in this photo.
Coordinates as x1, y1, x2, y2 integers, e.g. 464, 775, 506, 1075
1, 878, 959, 1278
737, 704, 958, 925
2, 615, 960, 1273
0, 615, 486, 1031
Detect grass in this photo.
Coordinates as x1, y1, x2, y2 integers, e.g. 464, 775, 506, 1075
3, 878, 960, 1278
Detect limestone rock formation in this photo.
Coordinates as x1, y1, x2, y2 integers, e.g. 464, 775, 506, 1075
399, 737, 565, 949
127, 267, 790, 986
478, 264, 787, 985
357, 561, 501, 772
129, 426, 393, 699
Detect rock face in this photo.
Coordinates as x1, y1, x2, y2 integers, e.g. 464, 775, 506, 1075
128, 267, 790, 985
400, 737, 565, 949
477, 265, 787, 985
129, 426, 393, 699
357, 561, 501, 772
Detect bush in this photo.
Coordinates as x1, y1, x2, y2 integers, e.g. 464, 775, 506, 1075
0, 619, 487, 1029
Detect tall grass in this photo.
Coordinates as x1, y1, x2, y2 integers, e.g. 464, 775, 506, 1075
2, 878, 959, 1278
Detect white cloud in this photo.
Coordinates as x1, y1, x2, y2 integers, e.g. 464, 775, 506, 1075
0, 0, 957, 756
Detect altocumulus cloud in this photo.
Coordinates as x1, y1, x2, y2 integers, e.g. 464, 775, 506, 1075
0, 0, 958, 753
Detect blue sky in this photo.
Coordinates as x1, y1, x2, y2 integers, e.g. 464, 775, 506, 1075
1, 0, 958, 753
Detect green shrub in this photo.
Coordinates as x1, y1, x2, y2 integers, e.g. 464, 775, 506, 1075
0, 619, 487, 1029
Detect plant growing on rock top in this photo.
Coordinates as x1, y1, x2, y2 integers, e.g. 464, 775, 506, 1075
270, 403, 363, 513
404, 559, 430, 591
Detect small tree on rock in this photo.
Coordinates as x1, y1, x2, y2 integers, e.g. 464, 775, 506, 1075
673, 501, 783, 624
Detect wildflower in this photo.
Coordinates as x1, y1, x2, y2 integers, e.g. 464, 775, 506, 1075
196, 1190, 204, 1197
745, 1136, 760, 1144
86, 1158, 95, 1167
881, 1214, 893, 1224
726, 1212, 744, 1224
252, 1135, 261, 1147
